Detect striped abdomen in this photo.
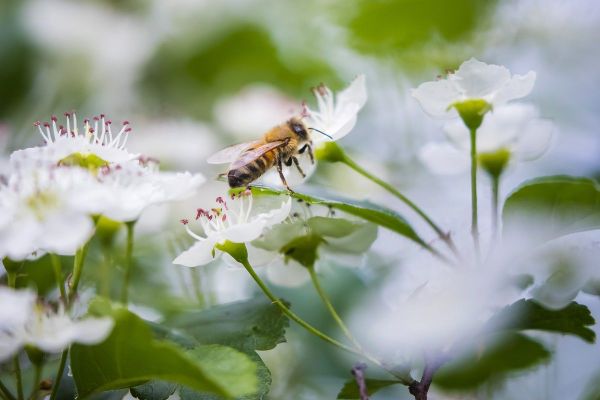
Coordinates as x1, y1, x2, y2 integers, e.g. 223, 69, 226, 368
228, 149, 278, 188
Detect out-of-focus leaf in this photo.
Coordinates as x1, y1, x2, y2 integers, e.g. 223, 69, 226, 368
307, 217, 361, 238
341, 0, 496, 67
164, 297, 289, 352
131, 381, 177, 400
337, 379, 403, 399
485, 299, 595, 343
579, 368, 600, 400
71, 303, 258, 398
179, 352, 271, 400
435, 333, 550, 390
250, 186, 427, 247
281, 233, 324, 269
503, 176, 600, 243
0, 5, 34, 118
142, 25, 339, 118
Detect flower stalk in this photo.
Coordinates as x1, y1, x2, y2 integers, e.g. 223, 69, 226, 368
50, 254, 66, 304
120, 221, 136, 304
318, 142, 459, 259
469, 128, 480, 258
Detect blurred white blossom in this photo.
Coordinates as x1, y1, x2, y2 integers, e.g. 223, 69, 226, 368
214, 85, 299, 141
173, 193, 291, 267
411, 58, 536, 118
0, 287, 114, 362
0, 167, 96, 260
419, 103, 555, 175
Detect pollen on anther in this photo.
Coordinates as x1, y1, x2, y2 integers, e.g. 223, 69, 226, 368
51, 115, 57, 122
123, 121, 130, 125
34, 121, 41, 127
180, 219, 189, 225
222, 214, 227, 222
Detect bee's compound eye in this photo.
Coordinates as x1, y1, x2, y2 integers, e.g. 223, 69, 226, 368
292, 123, 305, 135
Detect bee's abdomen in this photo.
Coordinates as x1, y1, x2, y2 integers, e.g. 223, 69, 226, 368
227, 154, 274, 188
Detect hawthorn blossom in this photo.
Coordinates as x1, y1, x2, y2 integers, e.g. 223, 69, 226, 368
173, 192, 292, 267
419, 103, 555, 175
411, 58, 536, 118
0, 167, 97, 260
306, 74, 367, 144
11, 112, 138, 172
85, 162, 206, 222
0, 287, 114, 362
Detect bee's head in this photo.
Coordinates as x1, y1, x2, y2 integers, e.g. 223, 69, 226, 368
287, 117, 308, 141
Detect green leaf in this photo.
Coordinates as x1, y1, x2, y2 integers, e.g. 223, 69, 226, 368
131, 381, 177, 400
280, 233, 325, 269
164, 297, 289, 352
250, 186, 427, 247
307, 217, 361, 238
71, 304, 258, 399
342, 0, 496, 68
337, 379, 403, 399
503, 176, 600, 243
435, 333, 550, 390
485, 299, 595, 343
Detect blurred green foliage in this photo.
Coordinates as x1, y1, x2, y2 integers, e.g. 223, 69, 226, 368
342, 0, 496, 68
142, 25, 340, 119
0, 4, 34, 119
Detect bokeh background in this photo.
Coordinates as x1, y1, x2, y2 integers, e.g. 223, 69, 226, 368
2, 0, 600, 398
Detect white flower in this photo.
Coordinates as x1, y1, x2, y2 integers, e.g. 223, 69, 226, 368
419, 103, 555, 175
0, 167, 97, 260
173, 193, 292, 267
87, 162, 206, 222
411, 58, 536, 118
10, 112, 137, 171
214, 85, 299, 140
0, 287, 114, 362
306, 75, 367, 144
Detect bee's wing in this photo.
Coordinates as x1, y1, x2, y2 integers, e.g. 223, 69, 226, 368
206, 141, 262, 164
229, 141, 287, 170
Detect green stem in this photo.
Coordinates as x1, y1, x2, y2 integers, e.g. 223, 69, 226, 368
0, 379, 15, 400
50, 255, 66, 304
469, 128, 480, 258
48, 350, 67, 400
491, 174, 500, 234
308, 267, 362, 349
28, 363, 42, 400
68, 243, 90, 305
340, 154, 460, 258
120, 221, 136, 304
13, 357, 23, 400
239, 259, 356, 354
7, 271, 17, 289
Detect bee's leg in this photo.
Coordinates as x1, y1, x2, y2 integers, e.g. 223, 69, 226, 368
299, 143, 315, 164
290, 156, 306, 178
277, 155, 294, 193
284, 158, 293, 167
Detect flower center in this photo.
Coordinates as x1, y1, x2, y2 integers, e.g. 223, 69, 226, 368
58, 152, 109, 175
26, 191, 59, 220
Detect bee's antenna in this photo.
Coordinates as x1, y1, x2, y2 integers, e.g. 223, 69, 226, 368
308, 127, 333, 140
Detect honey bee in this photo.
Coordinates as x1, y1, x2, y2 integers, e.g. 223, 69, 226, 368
207, 117, 331, 191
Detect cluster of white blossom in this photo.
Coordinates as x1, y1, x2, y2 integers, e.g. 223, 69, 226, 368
2, 112, 205, 261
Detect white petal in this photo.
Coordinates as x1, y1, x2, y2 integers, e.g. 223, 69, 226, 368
222, 221, 266, 243
411, 80, 461, 117
493, 71, 536, 104
40, 213, 94, 256
451, 58, 511, 99
443, 119, 471, 151
337, 74, 368, 111
418, 142, 470, 175
0, 288, 36, 329
173, 237, 219, 267
513, 119, 556, 161
266, 260, 310, 287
